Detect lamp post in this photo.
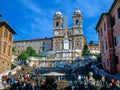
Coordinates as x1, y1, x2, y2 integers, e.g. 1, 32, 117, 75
40, 45, 46, 67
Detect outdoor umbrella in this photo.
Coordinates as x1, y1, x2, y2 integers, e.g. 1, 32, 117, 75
42, 72, 65, 76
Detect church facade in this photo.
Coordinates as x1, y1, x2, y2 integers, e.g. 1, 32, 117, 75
53, 9, 86, 60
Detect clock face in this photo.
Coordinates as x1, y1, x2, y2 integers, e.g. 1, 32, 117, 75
75, 29, 80, 34
54, 31, 59, 36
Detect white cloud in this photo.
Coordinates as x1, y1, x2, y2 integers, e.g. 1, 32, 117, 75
18, 0, 42, 14
14, 0, 113, 43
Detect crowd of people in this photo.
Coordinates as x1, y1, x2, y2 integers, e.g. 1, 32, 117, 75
69, 68, 120, 90
0, 65, 120, 90
66, 76, 120, 90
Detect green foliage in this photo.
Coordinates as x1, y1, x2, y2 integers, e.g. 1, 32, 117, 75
17, 46, 45, 61
33, 54, 45, 57
82, 44, 90, 56
96, 53, 101, 62
12, 47, 15, 52
17, 51, 28, 61
26, 46, 36, 56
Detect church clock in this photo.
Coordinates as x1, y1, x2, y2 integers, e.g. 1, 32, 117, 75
54, 31, 59, 36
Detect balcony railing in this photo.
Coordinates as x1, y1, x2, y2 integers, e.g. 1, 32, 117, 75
28, 56, 76, 61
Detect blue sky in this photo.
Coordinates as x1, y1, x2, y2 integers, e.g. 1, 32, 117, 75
0, 0, 114, 44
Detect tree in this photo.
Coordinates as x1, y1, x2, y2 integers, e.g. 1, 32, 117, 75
26, 46, 36, 56
12, 47, 15, 52
82, 44, 90, 56
18, 51, 28, 61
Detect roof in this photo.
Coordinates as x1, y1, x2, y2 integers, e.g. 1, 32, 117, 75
95, 13, 109, 31
0, 21, 16, 34
55, 11, 62, 15
87, 44, 99, 46
95, 0, 118, 32
109, 0, 118, 14
14, 37, 53, 43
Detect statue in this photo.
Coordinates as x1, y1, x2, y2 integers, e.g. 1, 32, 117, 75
89, 71, 95, 85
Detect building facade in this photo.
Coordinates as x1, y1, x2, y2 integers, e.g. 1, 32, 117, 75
53, 9, 86, 60
13, 38, 52, 55
87, 42, 100, 54
13, 9, 100, 65
96, 0, 120, 73
0, 21, 16, 72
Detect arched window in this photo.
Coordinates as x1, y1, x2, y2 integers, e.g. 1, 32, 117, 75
56, 22, 59, 27
77, 43, 79, 46
118, 7, 120, 18
76, 20, 80, 25
2, 61, 4, 68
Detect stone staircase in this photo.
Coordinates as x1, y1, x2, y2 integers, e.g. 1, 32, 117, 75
55, 80, 69, 90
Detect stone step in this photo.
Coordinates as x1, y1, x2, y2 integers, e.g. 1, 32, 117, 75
55, 80, 69, 89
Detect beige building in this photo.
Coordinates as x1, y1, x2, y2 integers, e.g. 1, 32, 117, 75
13, 38, 52, 55
13, 9, 101, 66
87, 42, 100, 54
0, 21, 16, 72
53, 9, 86, 60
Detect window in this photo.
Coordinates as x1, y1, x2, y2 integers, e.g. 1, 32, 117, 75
111, 16, 115, 27
101, 28, 103, 36
4, 29, 8, 38
76, 20, 80, 25
102, 42, 104, 53
115, 56, 119, 65
9, 33, 12, 41
77, 43, 79, 46
104, 23, 106, 31
106, 59, 109, 67
103, 62, 105, 68
118, 34, 120, 44
105, 41, 108, 50
118, 7, 120, 18
55, 42, 59, 50
42, 46, 44, 51
101, 44, 104, 53
18, 51, 19, 54
69, 31, 71, 36
3, 43, 7, 54
2, 61, 4, 68
8, 46, 11, 56
114, 36, 117, 47
56, 22, 59, 27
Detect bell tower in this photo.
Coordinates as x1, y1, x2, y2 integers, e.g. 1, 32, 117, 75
53, 11, 64, 51
53, 11, 64, 36
73, 8, 83, 35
